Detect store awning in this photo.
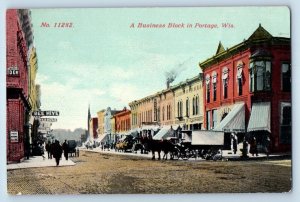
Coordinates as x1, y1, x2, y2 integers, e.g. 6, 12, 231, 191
171, 124, 182, 131
191, 130, 224, 145
95, 134, 108, 143
181, 131, 192, 143
247, 102, 271, 133
141, 124, 160, 132
152, 126, 173, 140
214, 103, 245, 132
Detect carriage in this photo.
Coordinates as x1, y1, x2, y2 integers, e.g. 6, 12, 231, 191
177, 130, 226, 160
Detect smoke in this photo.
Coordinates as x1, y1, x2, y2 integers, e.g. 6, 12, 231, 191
164, 57, 193, 88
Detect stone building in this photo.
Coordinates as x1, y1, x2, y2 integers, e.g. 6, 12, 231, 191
173, 74, 204, 131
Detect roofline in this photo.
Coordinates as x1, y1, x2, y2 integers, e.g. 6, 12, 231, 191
199, 36, 290, 70
129, 73, 203, 106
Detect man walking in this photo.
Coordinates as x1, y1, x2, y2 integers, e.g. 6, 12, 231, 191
62, 139, 69, 161
52, 140, 63, 166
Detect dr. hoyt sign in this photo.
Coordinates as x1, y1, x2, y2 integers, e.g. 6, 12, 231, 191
32, 111, 60, 116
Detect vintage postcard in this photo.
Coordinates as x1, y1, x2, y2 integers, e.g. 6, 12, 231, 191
6, 7, 291, 194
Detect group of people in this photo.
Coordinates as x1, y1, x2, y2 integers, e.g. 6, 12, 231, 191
240, 134, 271, 158
45, 140, 69, 166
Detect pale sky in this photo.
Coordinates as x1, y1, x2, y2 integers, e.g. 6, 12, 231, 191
31, 7, 290, 130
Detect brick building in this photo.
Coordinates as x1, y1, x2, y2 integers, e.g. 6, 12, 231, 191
6, 9, 34, 163
199, 24, 291, 152
114, 108, 131, 135
89, 117, 98, 142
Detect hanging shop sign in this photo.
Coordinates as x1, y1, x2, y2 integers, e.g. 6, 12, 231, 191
32, 111, 60, 116
7, 66, 19, 76
40, 118, 57, 122
10, 131, 19, 143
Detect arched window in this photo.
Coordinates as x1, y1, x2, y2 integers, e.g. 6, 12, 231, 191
193, 97, 195, 115
205, 75, 210, 103
186, 98, 189, 117
196, 96, 199, 115
212, 71, 217, 101
162, 106, 165, 121
237, 61, 244, 96
222, 67, 229, 99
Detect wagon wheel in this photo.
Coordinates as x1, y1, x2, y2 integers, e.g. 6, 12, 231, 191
170, 149, 180, 160
180, 149, 190, 160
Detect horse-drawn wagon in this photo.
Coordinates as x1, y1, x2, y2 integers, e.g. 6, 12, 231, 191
179, 130, 225, 160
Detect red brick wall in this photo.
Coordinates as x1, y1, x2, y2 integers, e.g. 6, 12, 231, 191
92, 118, 98, 139
6, 10, 30, 162
202, 44, 291, 152
115, 109, 131, 133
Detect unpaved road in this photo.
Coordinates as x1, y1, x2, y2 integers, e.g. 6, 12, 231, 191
7, 150, 291, 194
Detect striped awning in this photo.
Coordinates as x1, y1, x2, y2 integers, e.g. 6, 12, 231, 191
214, 103, 245, 132
95, 134, 108, 143
141, 124, 160, 132
191, 130, 224, 145
152, 126, 173, 140
247, 102, 271, 133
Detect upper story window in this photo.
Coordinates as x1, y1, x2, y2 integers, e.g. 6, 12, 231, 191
222, 67, 229, 99
212, 71, 217, 101
249, 49, 272, 92
177, 101, 183, 118
186, 98, 189, 117
281, 62, 291, 92
195, 96, 199, 115
205, 75, 210, 103
192, 97, 195, 115
237, 61, 244, 96
162, 106, 165, 121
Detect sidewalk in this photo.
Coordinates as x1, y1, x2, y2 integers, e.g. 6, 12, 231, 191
7, 156, 76, 170
81, 147, 291, 161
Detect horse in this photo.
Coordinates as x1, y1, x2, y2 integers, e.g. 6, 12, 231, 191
161, 140, 177, 160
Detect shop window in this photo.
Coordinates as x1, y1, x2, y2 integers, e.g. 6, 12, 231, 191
212, 109, 218, 128
206, 111, 211, 130
280, 102, 291, 144
281, 63, 291, 92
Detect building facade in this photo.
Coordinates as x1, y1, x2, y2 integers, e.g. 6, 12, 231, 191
114, 108, 131, 135
6, 9, 34, 163
103, 107, 121, 144
89, 117, 98, 142
173, 74, 204, 130
96, 109, 105, 136
199, 24, 291, 152
28, 47, 41, 154
156, 88, 175, 126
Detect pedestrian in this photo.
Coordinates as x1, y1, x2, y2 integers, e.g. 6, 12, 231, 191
62, 139, 69, 160
250, 136, 258, 157
232, 134, 238, 155
242, 137, 248, 158
52, 140, 63, 166
46, 141, 51, 159
263, 136, 271, 158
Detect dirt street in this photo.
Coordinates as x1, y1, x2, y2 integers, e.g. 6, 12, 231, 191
7, 150, 291, 194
